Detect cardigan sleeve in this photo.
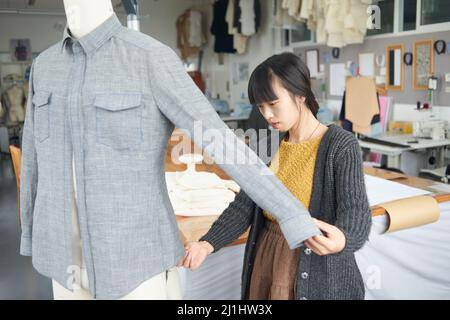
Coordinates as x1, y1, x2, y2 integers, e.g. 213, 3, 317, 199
334, 141, 372, 254
199, 190, 255, 253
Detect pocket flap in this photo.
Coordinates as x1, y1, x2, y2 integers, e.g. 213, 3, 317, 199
32, 91, 51, 108
94, 93, 142, 111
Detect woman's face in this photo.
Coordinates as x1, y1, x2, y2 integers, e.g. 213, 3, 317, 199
256, 76, 304, 132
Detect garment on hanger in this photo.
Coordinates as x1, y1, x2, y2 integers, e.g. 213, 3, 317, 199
20, 13, 319, 300
342, 0, 370, 45
177, 11, 198, 60
233, 34, 248, 54
299, 0, 314, 21
225, 0, 249, 54
233, 0, 242, 34
239, 0, 255, 36
282, 0, 301, 19
238, 0, 261, 36
339, 90, 380, 133
188, 10, 205, 47
211, 0, 237, 53
233, 0, 261, 35
284, 0, 372, 48
226, 0, 238, 35
273, 0, 299, 28
302, 0, 327, 43
325, 0, 372, 48
176, 9, 205, 60
340, 77, 380, 135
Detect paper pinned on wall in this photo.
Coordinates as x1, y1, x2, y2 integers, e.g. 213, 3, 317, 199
329, 63, 346, 96
359, 53, 375, 78
306, 49, 319, 78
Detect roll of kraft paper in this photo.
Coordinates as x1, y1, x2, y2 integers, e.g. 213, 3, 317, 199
379, 196, 440, 233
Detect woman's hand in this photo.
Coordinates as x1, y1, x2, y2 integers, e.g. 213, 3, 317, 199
176, 241, 214, 270
304, 218, 346, 255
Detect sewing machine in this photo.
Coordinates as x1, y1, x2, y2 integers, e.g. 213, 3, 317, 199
413, 119, 448, 141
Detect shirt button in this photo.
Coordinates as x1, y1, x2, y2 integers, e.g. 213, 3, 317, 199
304, 248, 312, 255
301, 272, 309, 280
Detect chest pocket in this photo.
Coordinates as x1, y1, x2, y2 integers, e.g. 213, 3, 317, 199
95, 93, 143, 150
33, 91, 51, 143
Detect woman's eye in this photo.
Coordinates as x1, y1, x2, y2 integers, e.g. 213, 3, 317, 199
269, 102, 277, 106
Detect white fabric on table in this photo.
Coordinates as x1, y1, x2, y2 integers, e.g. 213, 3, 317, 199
356, 201, 450, 300
166, 171, 239, 216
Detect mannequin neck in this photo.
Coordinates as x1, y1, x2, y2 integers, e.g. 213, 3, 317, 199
63, 0, 114, 39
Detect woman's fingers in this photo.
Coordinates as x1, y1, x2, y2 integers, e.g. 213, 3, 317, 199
305, 238, 327, 256
183, 250, 192, 268
177, 248, 190, 267
312, 235, 336, 251
179, 243, 205, 270
190, 248, 209, 270
313, 218, 335, 235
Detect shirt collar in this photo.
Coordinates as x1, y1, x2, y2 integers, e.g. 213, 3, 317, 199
61, 13, 122, 54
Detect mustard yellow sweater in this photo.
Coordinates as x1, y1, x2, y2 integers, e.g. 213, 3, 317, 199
263, 135, 323, 222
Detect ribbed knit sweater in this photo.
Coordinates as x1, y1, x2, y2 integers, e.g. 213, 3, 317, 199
263, 135, 323, 222
200, 124, 372, 300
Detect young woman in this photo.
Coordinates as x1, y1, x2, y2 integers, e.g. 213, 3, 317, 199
178, 52, 372, 300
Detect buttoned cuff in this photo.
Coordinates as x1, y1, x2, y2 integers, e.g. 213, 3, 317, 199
20, 232, 32, 257
278, 215, 321, 249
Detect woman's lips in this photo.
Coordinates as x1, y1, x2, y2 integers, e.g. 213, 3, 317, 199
270, 122, 281, 129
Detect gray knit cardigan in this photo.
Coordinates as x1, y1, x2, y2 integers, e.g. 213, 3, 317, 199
200, 124, 372, 300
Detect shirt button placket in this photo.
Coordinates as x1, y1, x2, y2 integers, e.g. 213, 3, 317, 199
70, 41, 94, 294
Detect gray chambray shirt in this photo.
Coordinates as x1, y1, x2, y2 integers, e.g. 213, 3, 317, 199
20, 14, 320, 299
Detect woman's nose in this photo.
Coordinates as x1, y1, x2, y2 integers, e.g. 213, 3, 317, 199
260, 106, 273, 120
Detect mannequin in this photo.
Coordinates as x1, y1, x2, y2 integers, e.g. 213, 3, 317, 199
51, 0, 182, 300
5, 85, 26, 123
63, 0, 114, 39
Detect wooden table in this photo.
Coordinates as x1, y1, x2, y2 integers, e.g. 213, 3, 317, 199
166, 132, 450, 245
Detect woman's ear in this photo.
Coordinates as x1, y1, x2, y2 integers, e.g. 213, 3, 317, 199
296, 96, 306, 105
295, 96, 307, 111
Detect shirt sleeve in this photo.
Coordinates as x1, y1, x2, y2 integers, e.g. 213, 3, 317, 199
149, 45, 320, 249
19, 61, 37, 256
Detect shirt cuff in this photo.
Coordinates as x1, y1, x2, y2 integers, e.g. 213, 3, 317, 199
278, 215, 321, 249
20, 232, 32, 256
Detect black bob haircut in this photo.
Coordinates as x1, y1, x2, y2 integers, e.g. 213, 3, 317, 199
248, 52, 319, 118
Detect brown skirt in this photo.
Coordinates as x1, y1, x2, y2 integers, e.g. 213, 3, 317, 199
248, 220, 301, 300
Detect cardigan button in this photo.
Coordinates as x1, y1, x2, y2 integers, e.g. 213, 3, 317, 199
301, 272, 309, 280
304, 248, 312, 255
300, 297, 308, 300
